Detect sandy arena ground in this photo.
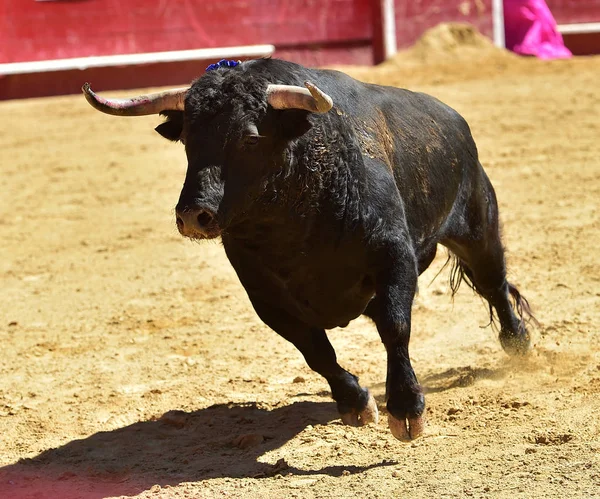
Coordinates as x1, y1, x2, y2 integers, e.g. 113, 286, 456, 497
1, 25, 599, 498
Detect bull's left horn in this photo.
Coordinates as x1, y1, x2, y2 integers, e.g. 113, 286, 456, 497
266, 81, 333, 113
82, 83, 188, 116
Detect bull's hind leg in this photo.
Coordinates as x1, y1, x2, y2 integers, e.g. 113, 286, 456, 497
443, 169, 534, 355
249, 298, 378, 426
446, 239, 532, 355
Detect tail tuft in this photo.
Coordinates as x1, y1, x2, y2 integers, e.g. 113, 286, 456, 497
507, 282, 539, 330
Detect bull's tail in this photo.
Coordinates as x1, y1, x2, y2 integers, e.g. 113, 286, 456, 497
444, 252, 538, 331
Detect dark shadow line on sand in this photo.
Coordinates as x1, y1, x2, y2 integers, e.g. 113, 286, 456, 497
0, 400, 396, 499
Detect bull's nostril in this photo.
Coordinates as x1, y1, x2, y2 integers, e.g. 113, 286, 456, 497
197, 211, 213, 227
176, 216, 184, 232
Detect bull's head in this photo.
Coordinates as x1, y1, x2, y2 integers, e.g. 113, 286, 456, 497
82, 67, 333, 240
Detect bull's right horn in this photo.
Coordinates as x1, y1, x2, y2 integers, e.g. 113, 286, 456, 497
82, 83, 188, 116
266, 81, 333, 113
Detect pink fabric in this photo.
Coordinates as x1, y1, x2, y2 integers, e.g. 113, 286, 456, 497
504, 0, 572, 59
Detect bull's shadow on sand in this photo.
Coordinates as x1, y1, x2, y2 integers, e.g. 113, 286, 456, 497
0, 400, 397, 499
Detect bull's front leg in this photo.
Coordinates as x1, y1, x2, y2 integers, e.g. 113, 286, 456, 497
249, 298, 378, 426
368, 245, 425, 440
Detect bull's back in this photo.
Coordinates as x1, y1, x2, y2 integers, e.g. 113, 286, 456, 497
378, 89, 480, 240
319, 71, 481, 245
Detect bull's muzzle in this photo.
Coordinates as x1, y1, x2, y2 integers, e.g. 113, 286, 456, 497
175, 207, 220, 239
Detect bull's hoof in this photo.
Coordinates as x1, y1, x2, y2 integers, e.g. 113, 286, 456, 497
388, 414, 425, 441
340, 392, 379, 426
500, 327, 531, 356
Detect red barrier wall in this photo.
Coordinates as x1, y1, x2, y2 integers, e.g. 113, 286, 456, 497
0, 0, 373, 65
546, 0, 600, 24
0, 0, 498, 100
1, 0, 496, 66
5, 0, 598, 67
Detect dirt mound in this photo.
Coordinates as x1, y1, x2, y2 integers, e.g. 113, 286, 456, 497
340, 23, 526, 87
384, 23, 515, 68
413, 23, 501, 56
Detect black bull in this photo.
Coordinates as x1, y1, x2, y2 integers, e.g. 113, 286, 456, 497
83, 58, 535, 441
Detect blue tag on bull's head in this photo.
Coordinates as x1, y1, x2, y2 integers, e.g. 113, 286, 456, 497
206, 59, 241, 72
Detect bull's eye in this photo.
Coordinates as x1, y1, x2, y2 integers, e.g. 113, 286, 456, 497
244, 134, 261, 147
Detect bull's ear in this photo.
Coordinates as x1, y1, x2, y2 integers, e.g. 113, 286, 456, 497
278, 110, 312, 141
155, 111, 184, 142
